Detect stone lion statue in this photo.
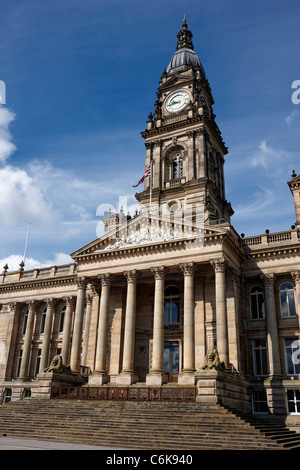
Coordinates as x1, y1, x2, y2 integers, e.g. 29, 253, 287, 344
44, 354, 71, 374
201, 349, 225, 371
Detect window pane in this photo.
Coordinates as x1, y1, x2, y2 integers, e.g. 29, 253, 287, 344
288, 291, 297, 317
257, 294, 265, 318
250, 295, 258, 319
163, 347, 170, 372
280, 291, 289, 317
253, 391, 268, 413
165, 286, 179, 296
261, 350, 269, 375
254, 350, 262, 375
164, 303, 171, 323
171, 301, 179, 323
285, 347, 295, 374
281, 282, 293, 290
172, 347, 179, 372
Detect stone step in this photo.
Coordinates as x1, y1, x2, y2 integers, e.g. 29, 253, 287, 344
0, 399, 297, 450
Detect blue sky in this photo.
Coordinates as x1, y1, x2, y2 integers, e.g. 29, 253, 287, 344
0, 0, 299, 270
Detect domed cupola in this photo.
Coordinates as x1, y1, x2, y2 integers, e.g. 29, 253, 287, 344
166, 17, 205, 77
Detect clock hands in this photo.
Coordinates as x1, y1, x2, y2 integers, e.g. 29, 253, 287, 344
170, 99, 181, 106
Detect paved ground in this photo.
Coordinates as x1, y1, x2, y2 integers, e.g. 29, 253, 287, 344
0, 436, 125, 450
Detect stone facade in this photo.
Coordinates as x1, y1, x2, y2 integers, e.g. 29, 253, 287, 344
0, 19, 300, 428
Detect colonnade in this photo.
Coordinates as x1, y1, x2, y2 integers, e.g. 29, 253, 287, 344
10, 259, 231, 383
86, 259, 230, 386
12, 259, 297, 383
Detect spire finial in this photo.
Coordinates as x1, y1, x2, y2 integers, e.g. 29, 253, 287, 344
176, 17, 194, 50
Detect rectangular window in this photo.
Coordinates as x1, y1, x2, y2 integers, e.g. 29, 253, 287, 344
164, 301, 179, 324
252, 390, 268, 413
284, 339, 300, 375
287, 390, 300, 414
40, 311, 46, 334
252, 339, 269, 376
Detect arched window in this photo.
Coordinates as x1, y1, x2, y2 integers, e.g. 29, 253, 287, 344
164, 286, 180, 324
250, 286, 265, 319
172, 155, 183, 179
40, 307, 47, 334
280, 282, 297, 317
59, 305, 66, 333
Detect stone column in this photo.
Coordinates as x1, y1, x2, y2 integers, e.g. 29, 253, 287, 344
5, 302, 19, 380
197, 129, 207, 178
70, 277, 87, 373
179, 262, 196, 384
146, 266, 168, 386
187, 131, 196, 180
81, 294, 93, 366
226, 268, 241, 371
61, 296, 74, 366
292, 271, 300, 329
19, 300, 36, 379
116, 270, 139, 385
262, 274, 281, 376
39, 298, 55, 372
210, 258, 229, 367
89, 274, 111, 385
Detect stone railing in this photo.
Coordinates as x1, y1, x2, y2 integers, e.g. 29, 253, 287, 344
241, 229, 299, 249
165, 177, 186, 189
0, 264, 76, 284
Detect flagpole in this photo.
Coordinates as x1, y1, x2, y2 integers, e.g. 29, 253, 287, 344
23, 222, 31, 267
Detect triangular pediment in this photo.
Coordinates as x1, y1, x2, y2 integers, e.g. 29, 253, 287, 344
159, 73, 193, 93
70, 213, 230, 260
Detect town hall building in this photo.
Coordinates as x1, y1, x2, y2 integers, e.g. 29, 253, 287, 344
1, 18, 300, 428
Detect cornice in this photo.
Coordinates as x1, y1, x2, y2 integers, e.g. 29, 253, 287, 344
0, 275, 76, 293
141, 116, 228, 155
243, 244, 300, 261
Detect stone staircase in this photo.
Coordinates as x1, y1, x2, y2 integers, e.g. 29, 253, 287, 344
0, 399, 300, 450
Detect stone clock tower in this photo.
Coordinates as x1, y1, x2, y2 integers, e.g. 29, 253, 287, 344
136, 18, 233, 225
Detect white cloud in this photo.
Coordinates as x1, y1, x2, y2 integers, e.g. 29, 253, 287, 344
0, 106, 16, 163
0, 252, 73, 271
250, 140, 293, 171
0, 165, 61, 227
285, 109, 298, 125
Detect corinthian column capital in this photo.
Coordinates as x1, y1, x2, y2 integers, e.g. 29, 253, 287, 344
180, 262, 195, 276
26, 300, 36, 312
291, 271, 300, 284
98, 273, 111, 287
124, 270, 139, 283
261, 273, 275, 287
151, 266, 167, 280
76, 276, 87, 289
44, 298, 56, 309
63, 296, 75, 307
210, 258, 227, 273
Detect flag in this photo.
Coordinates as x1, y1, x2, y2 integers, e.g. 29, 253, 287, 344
132, 165, 151, 187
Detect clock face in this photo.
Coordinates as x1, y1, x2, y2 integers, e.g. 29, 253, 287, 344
166, 91, 190, 113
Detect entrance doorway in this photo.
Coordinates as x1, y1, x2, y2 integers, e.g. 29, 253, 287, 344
164, 341, 179, 382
